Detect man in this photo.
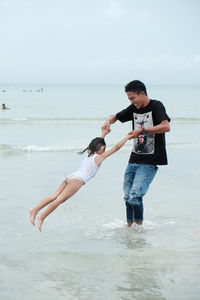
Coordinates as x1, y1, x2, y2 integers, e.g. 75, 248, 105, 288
102, 80, 170, 227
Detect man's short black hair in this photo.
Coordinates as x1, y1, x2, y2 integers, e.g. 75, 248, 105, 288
125, 80, 147, 96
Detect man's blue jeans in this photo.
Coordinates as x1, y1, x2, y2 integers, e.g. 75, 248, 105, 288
123, 163, 158, 223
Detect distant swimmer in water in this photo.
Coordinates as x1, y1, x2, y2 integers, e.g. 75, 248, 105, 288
29, 129, 134, 231
1, 103, 10, 109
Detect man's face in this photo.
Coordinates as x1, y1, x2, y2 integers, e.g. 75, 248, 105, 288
126, 91, 145, 109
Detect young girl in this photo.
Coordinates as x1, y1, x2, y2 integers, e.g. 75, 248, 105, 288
29, 130, 131, 231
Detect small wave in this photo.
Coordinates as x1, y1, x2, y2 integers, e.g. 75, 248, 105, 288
171, 117, 200, 124
0, 142, 199, 154
0, 144, 132, 153
0, 117, 105, 124
103, 219, 125, 229
84, 220, 157, 248
168, 142, 200, 148
102, 220, 157, 232
0, 144, 82, 153
0, 117, 200, 124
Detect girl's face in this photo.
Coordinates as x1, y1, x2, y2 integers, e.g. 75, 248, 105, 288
97, 145, 106, 154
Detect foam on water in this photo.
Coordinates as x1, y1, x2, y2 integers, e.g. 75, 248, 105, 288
0, 141, 198, 154
84, 219, 159, 246
1, 116, 200, 124
0, 117, 105, 124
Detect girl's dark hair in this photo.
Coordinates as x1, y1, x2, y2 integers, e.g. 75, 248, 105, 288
78, 137, 106, 156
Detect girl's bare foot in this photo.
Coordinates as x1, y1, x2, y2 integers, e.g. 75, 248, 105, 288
29, 208, 37, 226
37, 215, 44, 232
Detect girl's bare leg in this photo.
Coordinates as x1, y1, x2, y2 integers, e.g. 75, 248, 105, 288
29, 180, 67, 226
37, 179, 84, 231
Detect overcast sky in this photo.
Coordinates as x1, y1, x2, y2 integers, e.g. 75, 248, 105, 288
0, 0, 199, 84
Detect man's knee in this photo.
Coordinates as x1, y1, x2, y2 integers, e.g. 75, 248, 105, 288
128, 196, 143, 206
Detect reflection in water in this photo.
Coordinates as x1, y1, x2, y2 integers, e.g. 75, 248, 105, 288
117, 250, 167, 300
122, 230, 150, 249
85, 222, 167, 299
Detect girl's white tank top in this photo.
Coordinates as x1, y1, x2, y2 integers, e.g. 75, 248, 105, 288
72, 154, 99, 183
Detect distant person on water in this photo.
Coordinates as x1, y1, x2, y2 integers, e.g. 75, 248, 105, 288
102, 80, 171, 228
1, 103, 10, 109
29, 129, 134, 231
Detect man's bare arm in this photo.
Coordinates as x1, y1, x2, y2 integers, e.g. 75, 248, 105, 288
145, 120, 170, 134
129, 120, 170, 139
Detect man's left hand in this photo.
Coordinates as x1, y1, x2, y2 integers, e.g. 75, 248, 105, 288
128, 129, 142, 139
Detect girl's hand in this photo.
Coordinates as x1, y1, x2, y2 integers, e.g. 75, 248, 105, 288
128, 129, 142, 139
102, 121, 111, 133
100, 128, 109, 138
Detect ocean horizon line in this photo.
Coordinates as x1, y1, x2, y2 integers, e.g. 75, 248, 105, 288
1, 82, 200, 87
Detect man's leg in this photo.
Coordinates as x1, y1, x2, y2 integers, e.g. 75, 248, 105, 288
128, 164, 158, 225
123, 163, 137, 227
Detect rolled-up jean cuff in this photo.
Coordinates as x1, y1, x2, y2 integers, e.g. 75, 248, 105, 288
134, 218, 143, 222
127, 219, 133, 223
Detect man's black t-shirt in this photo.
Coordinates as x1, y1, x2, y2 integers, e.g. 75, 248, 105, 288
116, 100, 170, 165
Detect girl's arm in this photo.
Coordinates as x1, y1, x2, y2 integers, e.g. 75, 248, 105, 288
95, 134, 130, 166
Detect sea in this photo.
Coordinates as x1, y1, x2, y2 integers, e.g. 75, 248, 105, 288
0, 83, 200, 300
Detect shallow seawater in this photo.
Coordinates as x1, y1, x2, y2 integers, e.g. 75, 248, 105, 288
0, 84, 200, 299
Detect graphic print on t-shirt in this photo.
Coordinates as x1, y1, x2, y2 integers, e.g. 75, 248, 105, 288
133, 112, 155, 155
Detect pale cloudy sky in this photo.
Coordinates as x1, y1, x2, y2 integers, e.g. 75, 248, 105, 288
0, 0, 199, 84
